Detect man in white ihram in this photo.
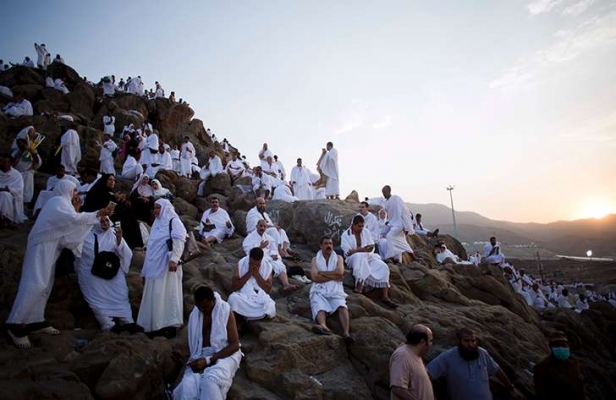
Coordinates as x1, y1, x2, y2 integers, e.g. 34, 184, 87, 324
197, 151, 223, 196
354, 201, 380, 242
243, 219, 298, 292
198, 197, 234, 246
246, 197, 293, 257
484, 236, 505, 265
173, 285, 241, 400
99, 132, 117, 175
381, 185, 416, 263
290, 158, 312, 200
228, 247, 276, 321
342, 215, 397, 308
0, 154, 27, 226
319, 142, 340, 200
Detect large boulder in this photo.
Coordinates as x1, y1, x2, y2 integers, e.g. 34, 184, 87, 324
0, 65, 44, 87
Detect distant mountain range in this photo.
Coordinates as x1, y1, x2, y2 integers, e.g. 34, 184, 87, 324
405, 203, 616, 258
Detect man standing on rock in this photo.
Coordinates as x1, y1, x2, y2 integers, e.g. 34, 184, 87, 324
309, 236, 354, 344
319, 142, 340, 200
534, 331, 586, 400
389, 324, 434, 400
381, 185, 415, 264
180, 136, 195, 178
60, 125, 82, 176
426, 328, 519, 400
290, 158, 313, 200
173, 286, 242, 400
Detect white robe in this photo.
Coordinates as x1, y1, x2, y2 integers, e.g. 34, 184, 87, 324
435, 248, 473, 265
181, 142, 196, 177
228, 256, 276, 319
35, 44, 48, 67
225, 159, 245, 177
99, 139, 117, 174
262, 162, 279, 179
353, 212, 380, 245
7, 181, 99, 324
54, 78, 69, 94
242, 231, 286, 277
60, 129, 82, 175
290, 166, 312, 200
102, 78, 115, 96
33, 175, 81, 213
382, 195, 414, 260
252, 174, 273, 194
341, 228, 389, 288
275, 160, 286, 180
11, 148, 42, 204
103, 115, 115, 135
199, 208, 234, 243
309, 251, 347, 320
173, 294, 242, 400
170, 149, 181, 172
120, 155, 143, 180
484, 243, 505, 265
272, 184, 298, 203
75, 228, 133, 331
3, 99, 33, 117
245, 207, 288, 249
0, 167, 27, 223
319, 148, 339, 196
141, 133, 160, 167
137, 200, 186, 332
160, 151, 173, 170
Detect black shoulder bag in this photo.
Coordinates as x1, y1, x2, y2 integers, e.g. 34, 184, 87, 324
91, 234, 121, 280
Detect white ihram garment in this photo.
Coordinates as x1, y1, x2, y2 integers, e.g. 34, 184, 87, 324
0, 167, 27, 223
341, 228, 389, 289
60, 129, 81, 175
290, 166, 312, 200
75, 228, 133, 331
173, 293, 241, 400
180, 142, 196, 177
227, 256, 276, 319
319, 148, 339, 196
309, 251, 347, 320
99, 139, 117, 174
199, 208, 234, 243
242, 231, 286, 277
382, 195, 414, 261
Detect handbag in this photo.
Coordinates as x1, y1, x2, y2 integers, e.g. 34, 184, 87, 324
168, 218, 202, 264
91, 234, 121, 280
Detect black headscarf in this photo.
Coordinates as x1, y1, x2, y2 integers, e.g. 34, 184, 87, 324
82, 173, 114, 212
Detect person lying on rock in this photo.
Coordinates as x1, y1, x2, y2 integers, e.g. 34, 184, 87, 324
198, 197, 234, 246
413, 213, 439, 238
242, 220, 298, 292
173, 286, 242, 400
341, 215, 397, 308
228, 247, 276, 331
432, 243, 474, 266
426, 327, 522, 400
309, 236, 355, 345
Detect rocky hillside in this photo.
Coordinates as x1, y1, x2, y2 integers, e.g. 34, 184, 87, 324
1, 64, 616, 400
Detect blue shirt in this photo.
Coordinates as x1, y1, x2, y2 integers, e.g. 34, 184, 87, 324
426, 347, 500, 400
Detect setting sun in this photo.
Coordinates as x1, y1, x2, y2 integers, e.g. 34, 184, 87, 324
580, 203, 614, 220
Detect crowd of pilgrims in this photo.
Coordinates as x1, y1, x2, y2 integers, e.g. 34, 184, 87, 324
1, 44, 613, 400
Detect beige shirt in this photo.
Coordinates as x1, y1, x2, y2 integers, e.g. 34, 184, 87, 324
390, 344, 434, 400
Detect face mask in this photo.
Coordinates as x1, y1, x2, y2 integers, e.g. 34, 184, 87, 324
551, 347, 570, 360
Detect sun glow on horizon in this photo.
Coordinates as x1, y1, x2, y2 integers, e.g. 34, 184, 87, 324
580, 202, 614, 220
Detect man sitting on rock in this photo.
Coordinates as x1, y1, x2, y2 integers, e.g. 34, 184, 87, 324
261, 156, 280, 179
246, 197, 296, 258
309, 236, 354, 344
228, 247, 276, 323
33, 164, 81, 215
413, 213, 439, 238
557, 288, 573, 309
173, 286, 242, 400
529, 283, 549, 312
484, 236, 505, 265
354, 201, 380, 243
341, 215, 397, 308
225, 152, 245, 184
2, 92, 33, 118
243, 220, 298, 291
197, 151, 224, 196
381, 185, 416, 263
0, 153, 27, 226
198, 197, 234, 246
251, 166, 273, 199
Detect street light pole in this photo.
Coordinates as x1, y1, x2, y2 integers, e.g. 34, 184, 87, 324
446, 185, 458, 238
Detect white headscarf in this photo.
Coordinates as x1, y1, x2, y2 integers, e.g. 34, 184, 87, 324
151, 179, 170, 197
28, 180, 98, 254
152, 199, 185, 240
131, 174, 153, 197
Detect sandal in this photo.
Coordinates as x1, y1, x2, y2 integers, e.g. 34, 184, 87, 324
311, 326, 332, 336
8, 330, 31, 349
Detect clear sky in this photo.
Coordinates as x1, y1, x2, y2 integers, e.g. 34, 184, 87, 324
1, 0, 615, 223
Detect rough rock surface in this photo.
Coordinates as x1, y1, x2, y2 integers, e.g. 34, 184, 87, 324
1, 64, 615, 400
